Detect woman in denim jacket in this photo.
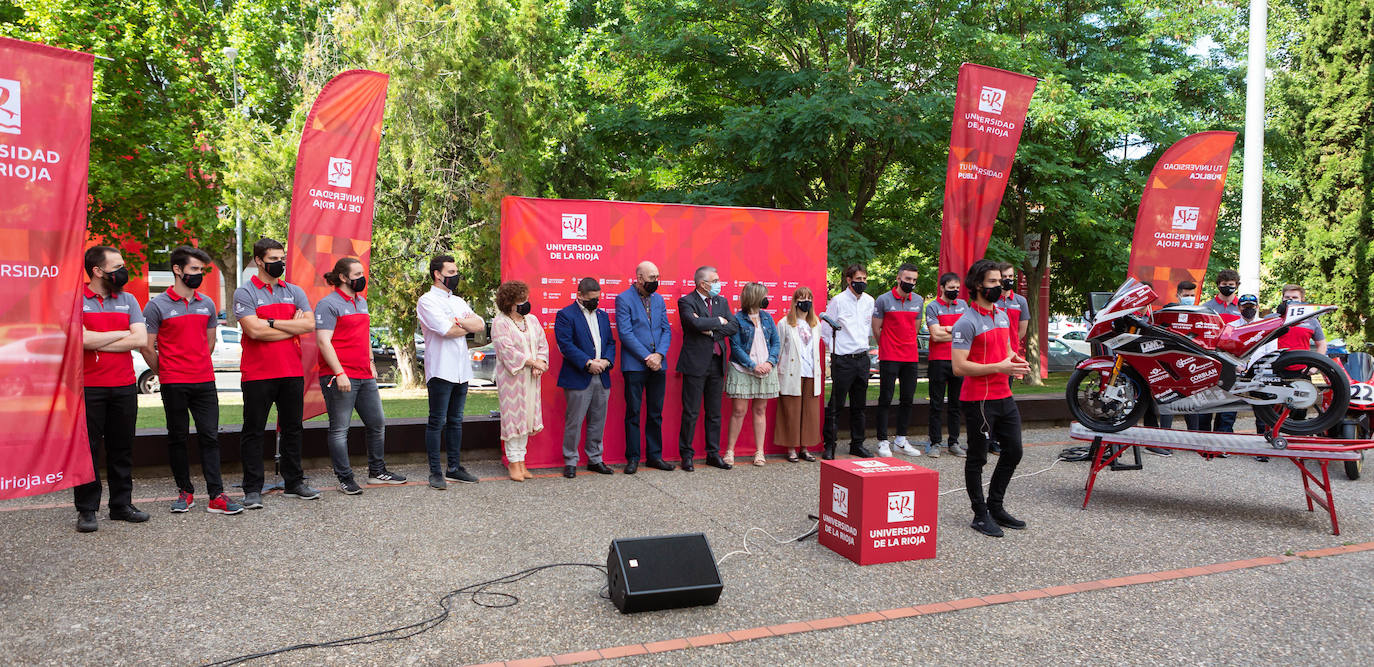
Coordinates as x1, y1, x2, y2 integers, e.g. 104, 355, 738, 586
725, 282, 781, 466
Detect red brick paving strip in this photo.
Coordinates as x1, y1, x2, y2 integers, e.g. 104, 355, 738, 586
475, 541, 1374, 666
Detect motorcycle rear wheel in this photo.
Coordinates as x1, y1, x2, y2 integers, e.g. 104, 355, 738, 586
1253, 350, 1351, 436
1067, 366, 1148, 432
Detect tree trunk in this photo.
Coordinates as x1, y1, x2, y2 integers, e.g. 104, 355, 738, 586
1021, 226, 1053, 387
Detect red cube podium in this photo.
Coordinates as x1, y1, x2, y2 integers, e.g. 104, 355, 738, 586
818, 458, 938, 565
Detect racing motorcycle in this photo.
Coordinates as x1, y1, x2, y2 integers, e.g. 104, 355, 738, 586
1067, 278, 1350, 442
1328, 351, 1372, 479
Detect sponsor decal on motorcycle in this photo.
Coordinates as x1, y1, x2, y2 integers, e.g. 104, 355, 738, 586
1147, 367, 1170, 384
1154, 389, 1179, 403
1189, 368, 1219, 383
1105, 333, 1139, 349
1186, 362, 1213, 374
1174, 356, 1199, 369
1140, 340, 1164, 353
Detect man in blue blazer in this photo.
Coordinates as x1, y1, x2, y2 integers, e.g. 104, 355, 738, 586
615, 261, 674, 473
555, 278, 617, 479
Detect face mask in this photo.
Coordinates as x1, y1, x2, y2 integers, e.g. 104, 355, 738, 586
850, 281, 867, 295
581, 297, 599, 312
944, 289, 960, 302
263, 260, 286, 279
348, 276, 367, 293
708, 281, 722, 296
1241, 306, 1257, 320
441, 274, 461, 291
760, 298, 770, 310
796, 300, 812, 313
898, 281, 916, 294
1219, 285, 1236, 297
1001, 278, 1015, 292
179, 271, 204, 290
103, 267, 129, 292
979, 285, 1003, 303
1179, 296, 1195, 306
642, 280, 659, 294
516, 302, 531, 316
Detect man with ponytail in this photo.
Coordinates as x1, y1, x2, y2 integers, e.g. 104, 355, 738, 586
315, 257, 406, 494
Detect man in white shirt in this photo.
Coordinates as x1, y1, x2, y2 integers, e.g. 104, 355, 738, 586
820, 264, 876, 460
416, 254, 486, 489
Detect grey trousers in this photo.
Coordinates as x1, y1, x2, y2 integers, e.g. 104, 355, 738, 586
321, 376, 386, 481
563, 382, 609, 466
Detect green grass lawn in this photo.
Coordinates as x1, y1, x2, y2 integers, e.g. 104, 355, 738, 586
134, 373, 1071, 431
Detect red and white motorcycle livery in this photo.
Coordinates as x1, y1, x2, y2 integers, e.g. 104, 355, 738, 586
1067, 278, 1350, 444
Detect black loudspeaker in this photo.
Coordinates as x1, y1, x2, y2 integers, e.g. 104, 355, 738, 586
606, 533, 723, 614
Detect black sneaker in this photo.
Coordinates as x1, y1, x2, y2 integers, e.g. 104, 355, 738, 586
445, 467, 479, 484
429, 473, 448, 490
242, 491, 264, 509
76, 511, 98, 533
110, 505, 150, 523
970, 512, 1004, 537
283, 484, 322, 500
562, 466, 577, 479
338, 478, 363, 495
367, 469, 407, 485
1255, 456, 1269, 463
1145, 447, 1173, 457
989, 506, 1026, 530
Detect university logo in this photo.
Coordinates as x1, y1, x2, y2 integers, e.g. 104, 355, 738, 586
853, 460, 888, 469
831, 483, 849, 518
327, 157, 353, 188
0, 79, 19, 135
561, 213, 587, 239
978, 86, 1006, 115
887, 491, 914, 523
1171, 205, 1200, 231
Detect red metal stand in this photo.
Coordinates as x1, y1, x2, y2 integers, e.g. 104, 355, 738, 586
1292, 458, 1340, 535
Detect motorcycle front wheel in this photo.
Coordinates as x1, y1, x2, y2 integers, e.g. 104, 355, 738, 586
1253, 350, 1351, 435
1067, 366, 1148, 432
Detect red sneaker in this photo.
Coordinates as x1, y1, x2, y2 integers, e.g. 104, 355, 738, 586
171, 490, 194, 513
207, 493, 244, 515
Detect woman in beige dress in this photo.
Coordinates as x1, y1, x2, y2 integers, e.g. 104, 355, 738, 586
492, 280, 549, 481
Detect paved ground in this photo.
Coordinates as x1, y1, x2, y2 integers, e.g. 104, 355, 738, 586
0, 423, 1370, 666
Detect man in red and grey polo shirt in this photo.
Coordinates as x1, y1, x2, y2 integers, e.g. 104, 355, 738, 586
315, 257, 406, 495
925, 272, 968, 458
952, 259, 1031, 538
140, 246, 243, 516
75, 246, 149, 533
233, 237, 319, 508
871, 263, 925, 458
1200, 269, 1242, 432
994, 261, 1031, 355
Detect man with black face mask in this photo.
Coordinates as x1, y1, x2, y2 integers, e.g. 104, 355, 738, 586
416, 254, 486, 489
820, 264, 876, 459
141, 246, 242, 516
1200, 269, 1243, 433
615, 261, 673, 472
233, 237, 319, 508
555, 277, 617, 478
871, 263, 924, 458
75, 246, 149, 533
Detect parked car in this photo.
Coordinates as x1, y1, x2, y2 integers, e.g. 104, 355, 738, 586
0, 331, 65, 398
867, 332, 931, 380
1052, 331, 1091, 356
133, 352, 159, 394
469, 342, 497, 385
1046, 338, 1088, 372
134, 325, 241, 393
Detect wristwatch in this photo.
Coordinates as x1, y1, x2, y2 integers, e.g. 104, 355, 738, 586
268, 319, 277, 329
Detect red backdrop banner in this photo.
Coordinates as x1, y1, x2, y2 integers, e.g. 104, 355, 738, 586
285, 70, 388, 418
500, 196, 829, 469
937, 63, 1037, 284
0, 37, 96, 499
1127, 131, 1237, 298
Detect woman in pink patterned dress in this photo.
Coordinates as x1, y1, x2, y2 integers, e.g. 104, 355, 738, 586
492, 281, 549, 482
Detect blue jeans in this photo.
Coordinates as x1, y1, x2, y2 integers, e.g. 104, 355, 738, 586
321, 376, 386, 482
425, 377, 468, 474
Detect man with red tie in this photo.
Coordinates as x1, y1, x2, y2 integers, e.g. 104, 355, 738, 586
233, 237, 319, 509
76, 246, 149, 533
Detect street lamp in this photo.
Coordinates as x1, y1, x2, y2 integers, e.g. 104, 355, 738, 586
221, 46, 244, 292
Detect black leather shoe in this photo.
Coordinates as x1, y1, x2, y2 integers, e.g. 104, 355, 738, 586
680, 461, 695, 472
988, 506, 1026, 530
562, 466, 576, 479
587, 462, 614, 475
109, 505, 150, 523
970, 511, 1004, 537
821, 444, 836, 460
705, 455, 732, 470
849, 444, 875, 458
76, 511, 98, 533
624, 460, 639, 474
646, 459, 675, 471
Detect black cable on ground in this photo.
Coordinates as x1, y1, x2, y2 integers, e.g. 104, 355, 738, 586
206, 562, 608, 667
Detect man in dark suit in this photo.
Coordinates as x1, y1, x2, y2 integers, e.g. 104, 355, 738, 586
676, 265, 739, 471
555, 278, 617, 479
615, 261, 674, 473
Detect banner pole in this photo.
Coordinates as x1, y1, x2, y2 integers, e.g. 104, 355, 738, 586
1238, 0, 1267, 296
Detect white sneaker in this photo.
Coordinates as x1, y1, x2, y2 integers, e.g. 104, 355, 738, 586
876, 440, 892, 457
894, 436, 911, 448
896, 441, 922, 457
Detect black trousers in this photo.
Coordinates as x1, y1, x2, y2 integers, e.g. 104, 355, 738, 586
927, 359, 963, 445
623, 369, 667, 461
962, 397, 1023, 514
74, 385, 138, 512
678, 357, 725, 460
240, 376, 305, 493
162, 381, 223, 498
876, 360, 918, 441
824, 353, 869, 448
